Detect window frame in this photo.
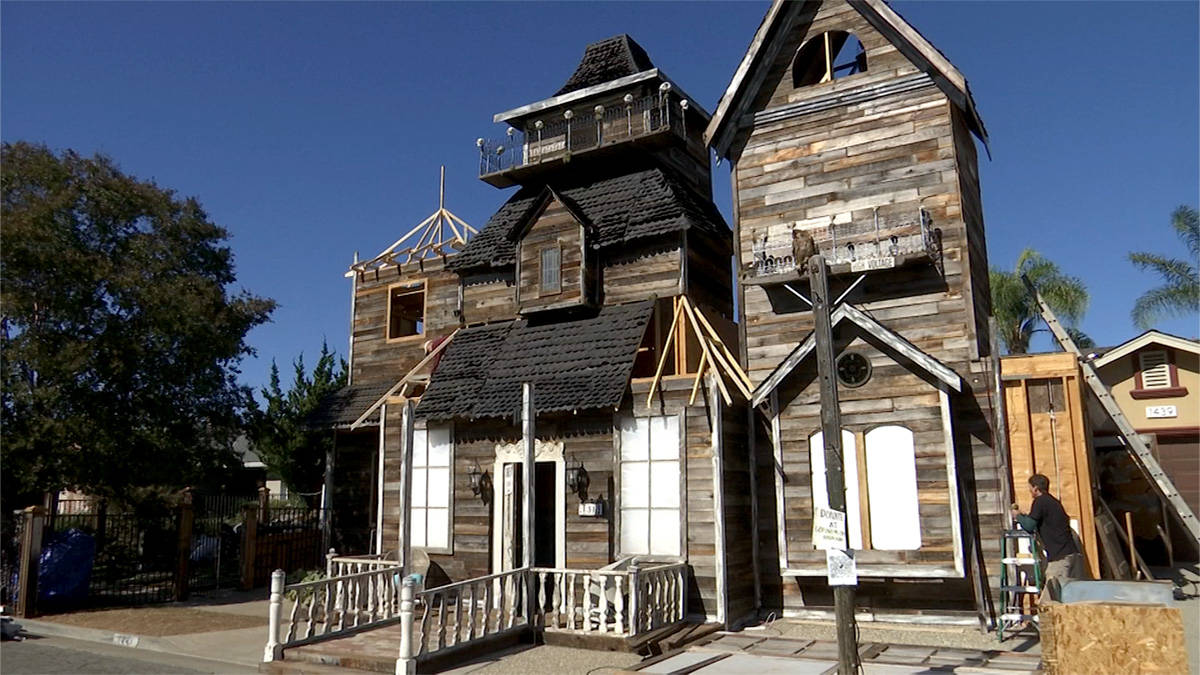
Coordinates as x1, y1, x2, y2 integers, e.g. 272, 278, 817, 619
540, 243, 562, 296
409, 422, 455, 555
386, 279, 427, 343
614, 412, 687, 561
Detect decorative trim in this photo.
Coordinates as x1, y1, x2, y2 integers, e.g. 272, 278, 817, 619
1130, 387, 1188, 400
750, 73, 935, 127
491, 439, 566, 573
710, 375, 729, 625
939, 388, 965, 577
1092, 329, 1200, 368
770, 392, 789, 572
781, 563, 961, 578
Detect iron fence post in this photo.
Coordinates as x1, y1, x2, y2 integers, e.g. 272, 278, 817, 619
264, 569, 285, 662
396, 576, 416, 674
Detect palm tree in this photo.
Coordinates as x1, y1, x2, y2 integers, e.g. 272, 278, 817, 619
990, 249, 1090, 354
1129, 205, 1199, 330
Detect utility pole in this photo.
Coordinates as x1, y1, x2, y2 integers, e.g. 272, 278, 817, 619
809, 254, 860, 675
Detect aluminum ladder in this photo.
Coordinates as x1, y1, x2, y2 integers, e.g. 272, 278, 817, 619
1021, 274, 1199, 541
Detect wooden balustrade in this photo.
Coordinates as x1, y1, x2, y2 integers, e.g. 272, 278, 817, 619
412, 567, 528, 658
530, 562, 686, 637
281, 566, 401, 647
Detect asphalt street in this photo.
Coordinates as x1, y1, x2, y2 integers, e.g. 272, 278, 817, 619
0, 634, 257, 675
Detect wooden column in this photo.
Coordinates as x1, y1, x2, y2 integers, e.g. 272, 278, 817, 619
399, 400, 415, 581
174, 488, 194, 601
809, 255, 859, 675
322, 434, 336, 554
522, 382, 535, 622
240, 503, 258, 591
14, 505, 46, 617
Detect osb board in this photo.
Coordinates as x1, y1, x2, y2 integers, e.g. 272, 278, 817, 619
1040, 603, 1187, 675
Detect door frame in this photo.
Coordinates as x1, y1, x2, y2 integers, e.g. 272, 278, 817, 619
491, 439, 566, 572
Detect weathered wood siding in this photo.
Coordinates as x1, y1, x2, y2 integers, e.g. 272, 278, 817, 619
518, 197, 587, 312
351, 259, 459, 387
603, 241, 682, 306
460, 271, 516, 326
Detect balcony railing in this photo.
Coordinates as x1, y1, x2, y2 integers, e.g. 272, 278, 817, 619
478, 91, 689, 177
747, 205, 943, 280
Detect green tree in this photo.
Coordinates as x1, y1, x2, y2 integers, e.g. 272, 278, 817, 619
248, 342, 347, 503
1, 142, 275, 510
1128, 205, 1199, 330
990, 248, 1091, 354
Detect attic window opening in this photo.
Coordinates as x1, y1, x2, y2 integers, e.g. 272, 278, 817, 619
793, 31, 867, 88
836, 351, 872, 388
540, 244, 561, 294
632, 297, 702, 379
387, 281, 426, 340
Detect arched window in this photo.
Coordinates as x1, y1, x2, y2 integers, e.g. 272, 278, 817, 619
864, 425, 922, 550
793, 31, 867, 88
809, 429, 863, 549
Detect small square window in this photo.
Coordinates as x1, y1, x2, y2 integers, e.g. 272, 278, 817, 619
388, 282, 425, 340
540, 245, 561, 294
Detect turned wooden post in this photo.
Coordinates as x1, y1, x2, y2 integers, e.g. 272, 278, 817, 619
263, 569, 285, 662
395, 576, 416, 675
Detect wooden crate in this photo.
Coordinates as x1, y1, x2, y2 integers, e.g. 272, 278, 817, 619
1040, 602, 1187, 675
1002, 353, 1100, 578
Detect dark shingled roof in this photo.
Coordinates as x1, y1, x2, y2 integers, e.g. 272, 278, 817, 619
555, 35, 656, 97
415, 301, 654, 420
449, 167, 729, 272
309, 383, 392, 428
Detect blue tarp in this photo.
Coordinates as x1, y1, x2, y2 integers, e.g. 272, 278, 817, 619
37, 529, 96, 608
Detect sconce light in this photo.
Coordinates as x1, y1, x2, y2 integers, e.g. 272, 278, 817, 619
467, 462, 483, 496
565, 454, 588, 494
563, 109, 574, 120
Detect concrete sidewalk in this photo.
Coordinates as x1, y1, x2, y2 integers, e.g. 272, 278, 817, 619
15, 588, 272, 671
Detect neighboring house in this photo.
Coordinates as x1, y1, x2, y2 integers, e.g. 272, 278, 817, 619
313, 0, 1014, 633
1088, 330, 1200, 561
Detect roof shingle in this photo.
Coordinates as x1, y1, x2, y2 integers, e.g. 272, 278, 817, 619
554, 35, 656, 97
415, 301, 654, 420
449, 167, 729, 272
309, 383, 393, 428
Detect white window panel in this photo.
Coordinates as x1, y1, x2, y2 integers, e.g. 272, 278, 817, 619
1139, 351, 1171, 389
809, 429, 862, 550
410, 424, 453, 552
865, 425, 922, 550
650, 462, 680, 508
649, 510, 681, 556
621, 463, 649, 508
649, 416, 679, 459
620, 416, 682, 557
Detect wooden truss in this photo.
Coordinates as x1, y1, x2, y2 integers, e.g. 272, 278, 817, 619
645, 296, 752, 407
350, 167, 478, 275
350, 330, 458, 429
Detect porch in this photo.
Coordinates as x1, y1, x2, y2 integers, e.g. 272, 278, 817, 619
262, 555, 689, 671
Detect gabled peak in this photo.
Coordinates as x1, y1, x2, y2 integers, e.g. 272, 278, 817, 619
555, 34, 656, 96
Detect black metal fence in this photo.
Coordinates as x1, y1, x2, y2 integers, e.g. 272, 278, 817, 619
188, 495, 253, 592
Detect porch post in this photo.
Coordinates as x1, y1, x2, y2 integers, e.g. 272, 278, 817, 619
399, 400, 415, 581
522, 382, 535, 622
263, 569, 284, 662
395, 576, 416, 675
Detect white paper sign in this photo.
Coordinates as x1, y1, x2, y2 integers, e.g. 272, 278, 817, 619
813, 506, 848, 550
1146, 405, 1177, 419
826, 548, 857, 586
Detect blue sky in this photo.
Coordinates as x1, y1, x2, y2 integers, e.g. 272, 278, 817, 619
3, 1, 1197, 395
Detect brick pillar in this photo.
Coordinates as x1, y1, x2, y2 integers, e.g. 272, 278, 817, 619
240, 503, 258, 590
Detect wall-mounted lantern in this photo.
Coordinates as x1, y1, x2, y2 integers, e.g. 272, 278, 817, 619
565, 454, 588, 495
467, 461, 484, 496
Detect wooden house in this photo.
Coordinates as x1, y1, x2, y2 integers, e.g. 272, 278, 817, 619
704, 0, 1006, 624
316, 35, 756, 630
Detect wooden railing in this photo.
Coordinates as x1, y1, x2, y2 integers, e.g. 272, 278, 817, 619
325, 550, 403, 578
263, 567, 402, 660
412, 567, 529, 659
530, 561, 687, 637
266, 562, 688, 667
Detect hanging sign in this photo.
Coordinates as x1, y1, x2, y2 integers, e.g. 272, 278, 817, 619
826, 548, 858, 586
813, 506, 848, 550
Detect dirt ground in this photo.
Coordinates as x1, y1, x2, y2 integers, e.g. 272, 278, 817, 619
37, 605, 266, 636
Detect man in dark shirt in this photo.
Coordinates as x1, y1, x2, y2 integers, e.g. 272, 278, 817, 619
1011, 473, 1083, 603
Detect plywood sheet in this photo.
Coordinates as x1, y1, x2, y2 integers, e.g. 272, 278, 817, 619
1040, 603, 1187, 675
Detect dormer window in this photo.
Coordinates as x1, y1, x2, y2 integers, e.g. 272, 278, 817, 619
793, 31, 867, 88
